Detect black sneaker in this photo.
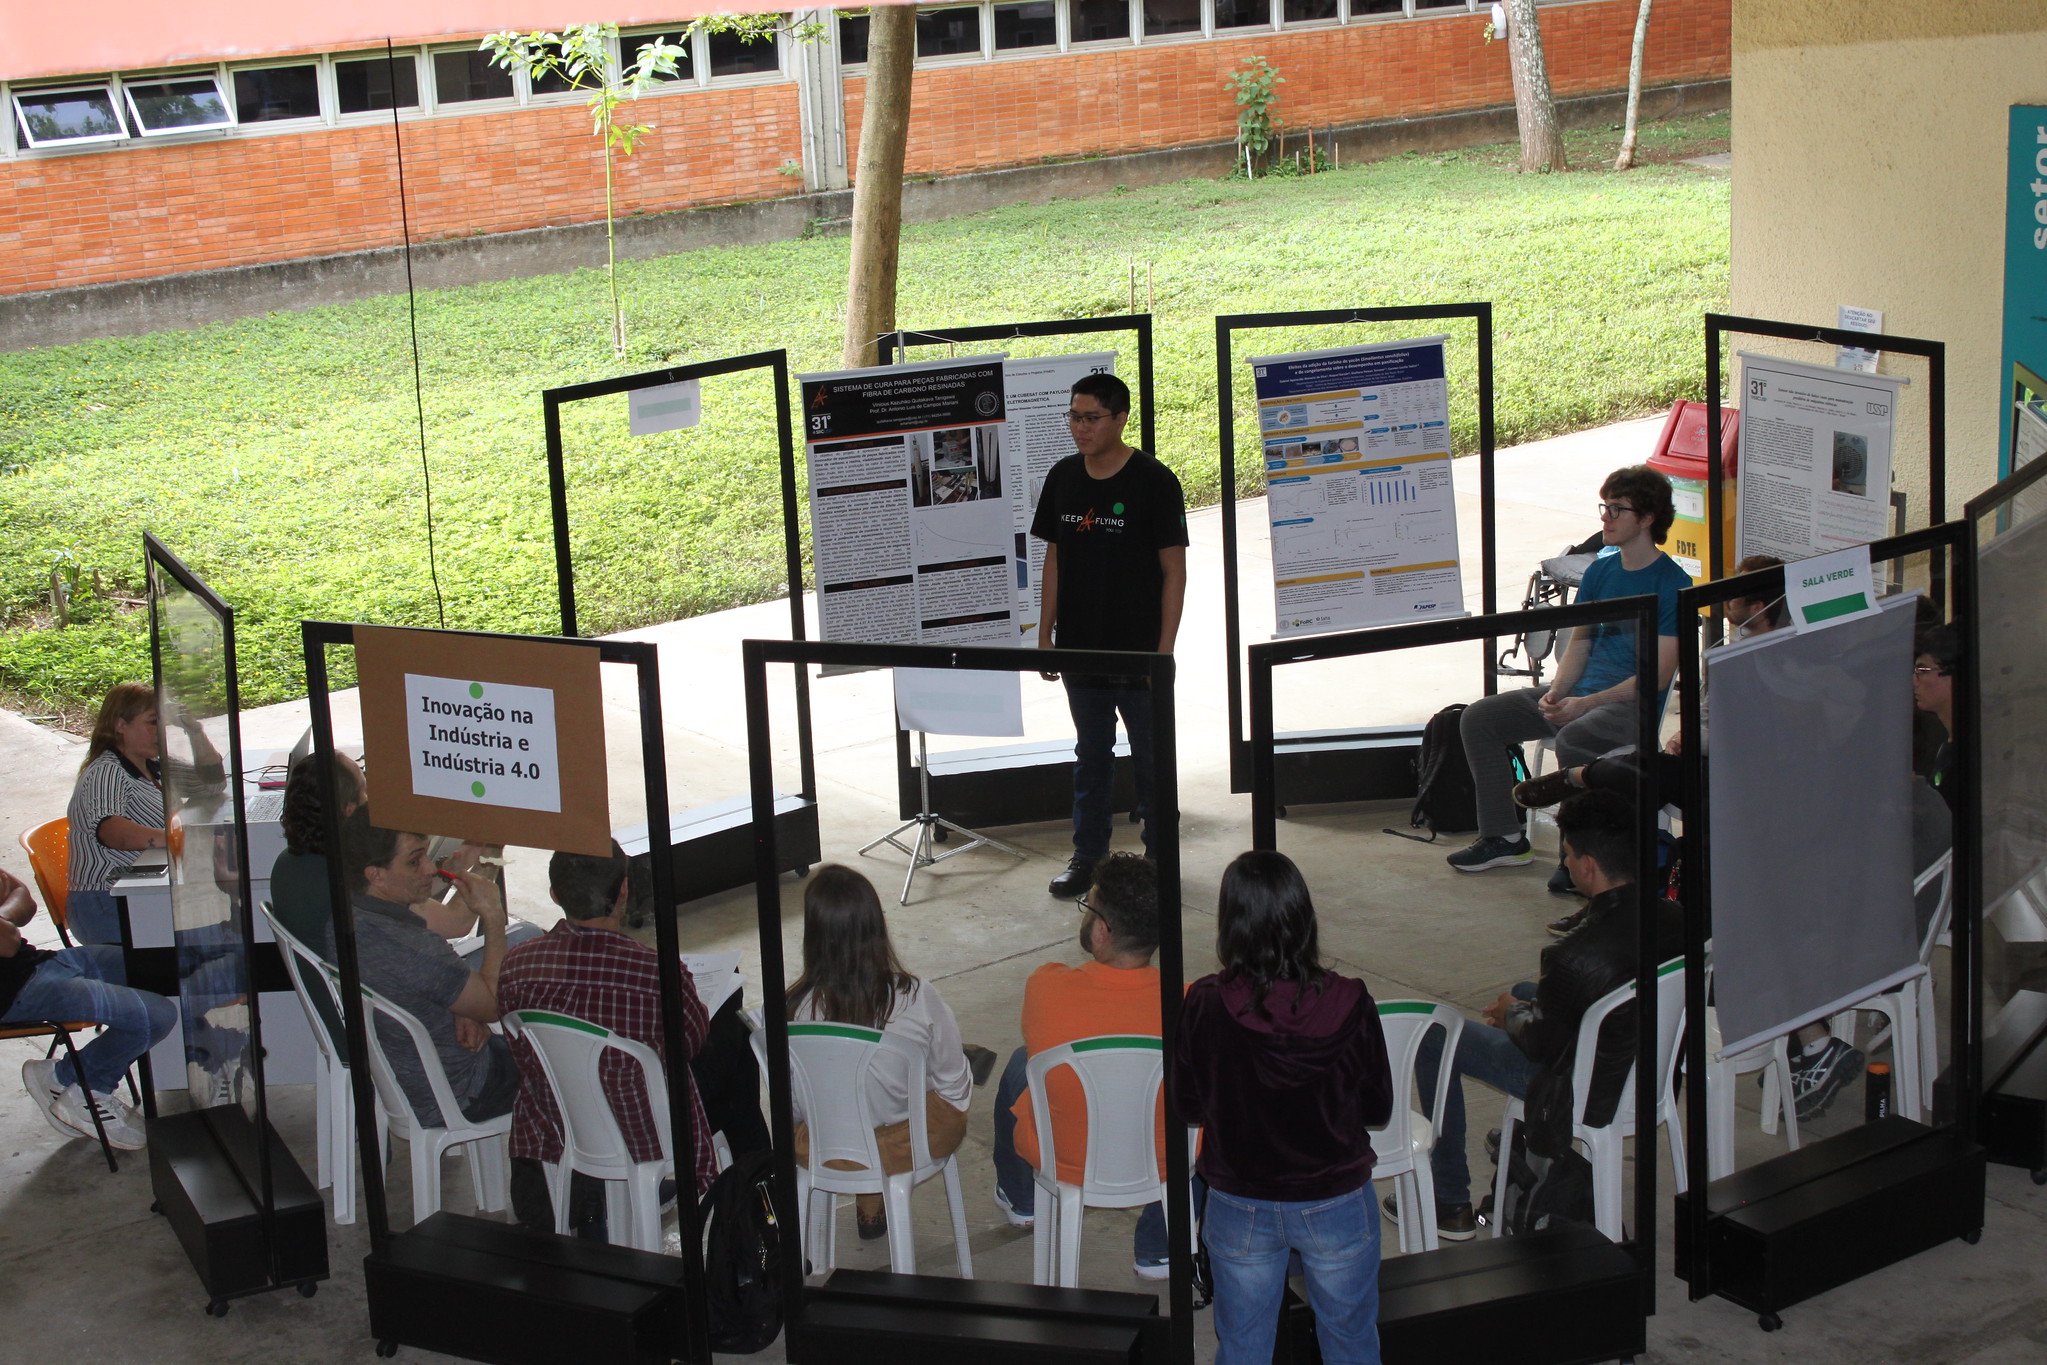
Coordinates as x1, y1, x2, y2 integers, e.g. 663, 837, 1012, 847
1789, 1037, 1865, 1121
1547, 861, 1582, 897
1445, 835, 1532, 872
1049, 856, 1095, 900
1382, 1193, 1476, 1242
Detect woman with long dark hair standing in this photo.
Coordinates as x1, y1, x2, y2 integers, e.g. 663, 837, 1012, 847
786, 864, 971, 1239
1175, 850, 1393, 1364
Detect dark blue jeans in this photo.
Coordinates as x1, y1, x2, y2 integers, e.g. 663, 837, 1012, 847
1, 946, 176, 1095
1063, 680, 1155, 861
992, 1044, 1167, 1262
1414, 983, 1542, 1209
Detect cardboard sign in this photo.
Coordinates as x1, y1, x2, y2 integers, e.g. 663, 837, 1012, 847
355, 626, 611, 855
1784, 544, 1881, 633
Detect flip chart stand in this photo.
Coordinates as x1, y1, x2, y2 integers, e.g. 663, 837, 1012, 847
859, 730, 1026, 904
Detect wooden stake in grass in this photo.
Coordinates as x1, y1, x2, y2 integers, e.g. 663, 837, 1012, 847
842, 4, 916, 368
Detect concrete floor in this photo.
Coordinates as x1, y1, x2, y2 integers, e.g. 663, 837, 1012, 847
6, 416, 2047, 1363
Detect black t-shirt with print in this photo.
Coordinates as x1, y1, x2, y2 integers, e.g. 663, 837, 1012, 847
1030, 448, 1189, 666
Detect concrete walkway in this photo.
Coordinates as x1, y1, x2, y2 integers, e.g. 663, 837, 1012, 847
5, 414, 2044, 1364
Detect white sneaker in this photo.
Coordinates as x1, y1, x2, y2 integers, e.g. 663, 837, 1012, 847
56, 1085, 147, 1150
22, 1059, 88, 1140
993, 1186, 1034, 1228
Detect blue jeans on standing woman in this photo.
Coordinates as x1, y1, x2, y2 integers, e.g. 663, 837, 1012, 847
1, 945, 176, 1095
1064, 680, 1155, 861
1203, 1184, 1381, 1365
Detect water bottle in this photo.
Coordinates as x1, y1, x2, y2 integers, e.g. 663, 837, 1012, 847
1865, 1062, 1893, 1122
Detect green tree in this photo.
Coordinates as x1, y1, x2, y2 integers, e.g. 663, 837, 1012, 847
1226, 56, 1284, 178
485, 18, 817, 356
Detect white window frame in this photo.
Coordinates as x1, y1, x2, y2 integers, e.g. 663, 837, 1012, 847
1134, 0, 1206, 47
913, 3, 991, 65
121, 70, 234, 138
619, 26, 705, 93
988, 0, 1061, 59
226, 59, 327, 129
702, 23, 788, 84
330, 49, 426, 124
425, 44, 520, 114
9, 81, 129, 150
1068, 0, 1138, 48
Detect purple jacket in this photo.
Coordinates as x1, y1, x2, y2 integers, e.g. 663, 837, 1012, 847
1174, 969, 1393, 1202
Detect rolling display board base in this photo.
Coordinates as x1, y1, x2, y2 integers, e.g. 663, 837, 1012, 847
362, 1212, 693, 1364
899, 738, 1135, 831
148, 1106, 327, 1312
1267, 726, 1422, 814
1675, 1117, 1984, 1328
617, 792, 820, 905
1979, 990, 2047, 1183
795, 1268, 1165, 1364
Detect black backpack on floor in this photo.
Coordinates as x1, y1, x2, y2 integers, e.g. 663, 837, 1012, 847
700, 1149, 786, 1354
1389, 704, 1479, 842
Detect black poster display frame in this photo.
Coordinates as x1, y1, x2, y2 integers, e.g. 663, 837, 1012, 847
874, 313, 1157, 829
1964, 451, 2047, 1182
742, 635, 1184, 1365
301, 620, 712, 1365
143, 532, 328, 1310
1672, 521, 1985, 1326
1247, 595, 1660, 1360
1702, 314, 1949, 597
541, 352, 820, 900
1217, 304, 1499, 797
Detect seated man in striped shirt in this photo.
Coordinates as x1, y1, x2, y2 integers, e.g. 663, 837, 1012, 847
499, 841, 715, 1241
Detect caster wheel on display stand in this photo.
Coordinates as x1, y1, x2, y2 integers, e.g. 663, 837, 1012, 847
376, 1340, 399, 1358
1758, 1312, 1782, 1333
792, 866, 811, 879
299, 1281, 320, 1298
2032, 1168, 2047, 1186
150, 1201, 163, 1215
1276, 805, 1289, 819
206, 1299, 230, 1319
1962, 1227, 1983, 1244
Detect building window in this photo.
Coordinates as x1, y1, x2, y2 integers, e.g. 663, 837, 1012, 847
1415, 0, 1472, 9
917, 6, 983, 56
838, 13, 871, 64
335, 53, 420, 114
994, 1, 1056, 50
1143, 0, 1202, 37
233, 64, 321, 123
124, 76, 233, 136
708, 27, 781, 77
1283, 0, 1337, 19
432, 49, 515, 104
12, 85, 127, 148
1073, 0, 1133, 42
623, 31, 695, 82
1211, 0, 1270, 29
1351, 0, 1404, 14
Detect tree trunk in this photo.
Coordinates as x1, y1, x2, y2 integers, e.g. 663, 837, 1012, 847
841, 4, 916, 368
1503, 0, 1567, 173
1614, 0, 1654, 171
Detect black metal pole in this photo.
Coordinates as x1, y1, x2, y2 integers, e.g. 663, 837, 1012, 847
1216, 315, 1245, 792
1630, 602, 1658, 1313
1705, 319, 1725, 590
1675, 588, 1712, 1300
773, 350, 819, 802
1149, 656, 1193, 1365
546, 395, 576, 636
1952, 522, 1981, 1144
1248, 643, 1277, 849
1478, 303, 1500, 695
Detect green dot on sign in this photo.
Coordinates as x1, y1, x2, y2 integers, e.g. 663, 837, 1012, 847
469, 682, 484, 698
1112, 502, 1125, 514
471, 781, 486, 797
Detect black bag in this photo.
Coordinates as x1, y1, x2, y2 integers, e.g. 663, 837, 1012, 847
1388, 704, 1479, 842
1496, 1120, 1596, 1237
699, 1150, 786, 1354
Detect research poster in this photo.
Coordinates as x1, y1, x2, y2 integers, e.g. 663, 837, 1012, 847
800, 357, 1016, 651
1247, 337, 1463, 637
1736, 351, 1908, 563
2004, 106, 2047, 477
1002, 351, 1117, 642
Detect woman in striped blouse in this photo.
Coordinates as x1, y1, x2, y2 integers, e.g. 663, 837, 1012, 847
65, 683, 169, 947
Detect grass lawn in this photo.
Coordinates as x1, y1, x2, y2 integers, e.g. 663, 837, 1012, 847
0, 110, 1729, 721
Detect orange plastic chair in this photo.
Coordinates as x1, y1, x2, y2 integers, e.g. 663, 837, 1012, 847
19, 819, 71, 947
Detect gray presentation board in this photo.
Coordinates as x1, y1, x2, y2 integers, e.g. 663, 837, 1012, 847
1708, 594, 1920, 1056
1979, 504, 2047, 904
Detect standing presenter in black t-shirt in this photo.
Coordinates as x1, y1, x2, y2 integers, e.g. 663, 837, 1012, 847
1029, 374, 1189, 900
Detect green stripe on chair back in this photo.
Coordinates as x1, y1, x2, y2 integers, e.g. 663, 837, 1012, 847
788, 1023, 885, 1042
1070, 1036, 1161, 1052
1379, 1001, 1438, 1016
513, 1010, 611, 1037
1656, 957, 1686, 978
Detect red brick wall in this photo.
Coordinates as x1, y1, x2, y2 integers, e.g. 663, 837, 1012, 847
0, 0, 1724, 296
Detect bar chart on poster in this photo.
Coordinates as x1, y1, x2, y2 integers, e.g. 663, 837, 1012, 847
1249, 336, 1464, 637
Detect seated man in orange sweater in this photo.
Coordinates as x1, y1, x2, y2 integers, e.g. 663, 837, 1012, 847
991, 852, 1171, 1278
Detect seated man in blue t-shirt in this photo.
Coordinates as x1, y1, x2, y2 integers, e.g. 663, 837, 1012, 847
1448, 464, 1692, 884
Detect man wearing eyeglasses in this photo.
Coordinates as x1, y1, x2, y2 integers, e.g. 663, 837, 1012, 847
1030, 374, 1189, 901
1447, 465, 1690, 885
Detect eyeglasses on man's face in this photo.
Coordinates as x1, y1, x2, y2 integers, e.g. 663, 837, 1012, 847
1067, 409, 1114, 426
1914, 664, 1950, 677
1596, 502, 1640, 521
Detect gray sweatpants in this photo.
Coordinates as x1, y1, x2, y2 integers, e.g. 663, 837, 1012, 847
1460, 686, 1640, 839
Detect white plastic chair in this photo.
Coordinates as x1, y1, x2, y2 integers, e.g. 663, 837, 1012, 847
359, 982, 513, 1226
1372, 1001, 1463, 1254
1493, 957, 1686, 1242
750, 1021, 972, 1277
504, 1009, 675, 1253
260, 902, 383, 1225
1022, 1035, 1197, 1287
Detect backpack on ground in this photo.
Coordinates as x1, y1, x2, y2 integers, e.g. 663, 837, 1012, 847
1388, 704, 1479, 842
1495, 1121, 1596, 1237
699, 1149, 786, 1354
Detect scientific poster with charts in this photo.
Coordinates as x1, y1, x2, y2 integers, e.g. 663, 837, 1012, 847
1002, 351, 1117, 643
1737, 351, 1908, 562
1248, 337, 1463, 637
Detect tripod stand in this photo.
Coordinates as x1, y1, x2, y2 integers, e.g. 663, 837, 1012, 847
859, 730, 1026, 904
